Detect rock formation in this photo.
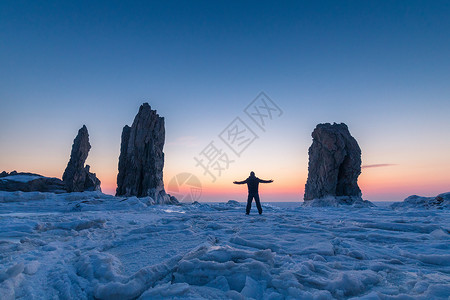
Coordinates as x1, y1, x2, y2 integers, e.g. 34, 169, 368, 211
116, 103, 177, 204
62, 125, 101, 192
304, 123, 371, 206
391, 192, 450, 210
0, 171, 66, 193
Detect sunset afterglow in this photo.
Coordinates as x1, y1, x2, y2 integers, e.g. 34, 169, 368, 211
1, 1, 449, 202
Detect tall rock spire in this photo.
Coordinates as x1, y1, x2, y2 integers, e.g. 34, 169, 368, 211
116, 103, 176, 204
63, 125, 101, 192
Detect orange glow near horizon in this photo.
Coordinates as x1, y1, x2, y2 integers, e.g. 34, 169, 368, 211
22, 161, 448, 202
3, 161, 448, 202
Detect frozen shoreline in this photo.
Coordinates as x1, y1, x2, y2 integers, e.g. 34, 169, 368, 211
0, 192, 449, 299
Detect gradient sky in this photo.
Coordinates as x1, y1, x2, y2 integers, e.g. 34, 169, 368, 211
1, 1, 449, 202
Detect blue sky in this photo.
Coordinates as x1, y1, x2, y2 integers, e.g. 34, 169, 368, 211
1, 1, 449, 201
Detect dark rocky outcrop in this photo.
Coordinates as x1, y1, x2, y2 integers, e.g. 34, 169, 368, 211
0, 171, 66, 193
304, 123, 371, 207
391, 193, 450, 209
62, 125, 101, 192
116, 103, 177, 204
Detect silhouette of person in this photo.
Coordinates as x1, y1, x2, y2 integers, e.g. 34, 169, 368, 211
233, 171, 273, 215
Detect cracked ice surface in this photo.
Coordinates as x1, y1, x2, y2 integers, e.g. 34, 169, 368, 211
0, 191, 449, 299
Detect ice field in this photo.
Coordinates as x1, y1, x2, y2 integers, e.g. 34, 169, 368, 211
0, 191, 449, 299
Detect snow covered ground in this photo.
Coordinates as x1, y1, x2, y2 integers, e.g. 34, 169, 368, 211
0, 192, 449, 299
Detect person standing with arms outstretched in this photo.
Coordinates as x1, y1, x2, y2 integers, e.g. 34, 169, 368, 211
233, 171, 273, 215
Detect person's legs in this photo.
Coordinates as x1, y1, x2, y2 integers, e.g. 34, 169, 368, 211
246, 194, 253, 214
254, 194, 262, 214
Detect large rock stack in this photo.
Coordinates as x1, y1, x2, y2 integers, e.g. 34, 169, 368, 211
62, 125, 101, 192
304, 123, 371, 206
116, 103, 176, 204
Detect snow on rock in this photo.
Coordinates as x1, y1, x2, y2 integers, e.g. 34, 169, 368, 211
0, 172, 66, 193
226, 200, 241, 206
302, 195, 374, 207
0, 193, 449, 299
0, 175, 43, 183
391, 192, 450, 209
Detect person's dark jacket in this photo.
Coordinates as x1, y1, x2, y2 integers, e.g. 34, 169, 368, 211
234, 176, 272, 194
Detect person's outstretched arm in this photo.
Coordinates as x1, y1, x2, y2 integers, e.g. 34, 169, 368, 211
259, 179, 274, 183
233, 179, 247, 184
